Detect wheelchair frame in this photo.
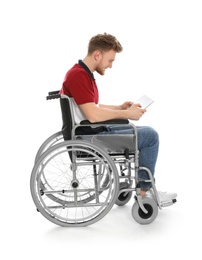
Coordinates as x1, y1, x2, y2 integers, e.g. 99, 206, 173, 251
30, 91, 176, 227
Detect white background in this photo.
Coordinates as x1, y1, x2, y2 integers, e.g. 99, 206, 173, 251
1, 0, 202, 259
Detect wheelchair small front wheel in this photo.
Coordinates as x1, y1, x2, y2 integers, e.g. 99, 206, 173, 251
115, 182, 133, 206
131, 197, 158, 224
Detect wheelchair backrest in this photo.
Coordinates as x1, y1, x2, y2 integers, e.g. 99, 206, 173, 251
60, 95, 75, 141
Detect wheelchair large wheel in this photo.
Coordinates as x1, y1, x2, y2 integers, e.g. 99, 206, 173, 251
34, 131, 63, 163
131, 197, 158, 224
35, 132, 108, 206
30, 140, 119, 227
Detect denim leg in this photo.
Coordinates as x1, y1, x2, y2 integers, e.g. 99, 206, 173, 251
136, 126, 159, 190
97, 125, 159, 190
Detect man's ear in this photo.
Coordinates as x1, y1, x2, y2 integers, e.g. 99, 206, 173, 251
94, 50, 102, 61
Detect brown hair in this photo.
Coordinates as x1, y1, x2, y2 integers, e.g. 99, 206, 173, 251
87, 33, 123, 54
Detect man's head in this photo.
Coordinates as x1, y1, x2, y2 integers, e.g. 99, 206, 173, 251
86, 33, 123, 75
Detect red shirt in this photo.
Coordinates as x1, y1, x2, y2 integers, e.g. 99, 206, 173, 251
60, 61, 99, 105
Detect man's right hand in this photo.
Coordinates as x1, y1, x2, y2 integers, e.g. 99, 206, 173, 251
127, 103, 146, 120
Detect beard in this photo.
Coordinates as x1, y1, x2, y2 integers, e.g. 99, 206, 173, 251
95, 64, 105, 75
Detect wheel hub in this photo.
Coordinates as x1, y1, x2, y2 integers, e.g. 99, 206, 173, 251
71, 180, 79, 188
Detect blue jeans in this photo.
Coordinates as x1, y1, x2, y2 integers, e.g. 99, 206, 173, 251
97, 125, 159, 190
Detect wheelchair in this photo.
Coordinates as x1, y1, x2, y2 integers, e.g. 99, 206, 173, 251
30, 91, 177, 227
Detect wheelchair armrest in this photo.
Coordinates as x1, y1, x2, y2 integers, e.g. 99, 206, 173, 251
80, 119, 129, 125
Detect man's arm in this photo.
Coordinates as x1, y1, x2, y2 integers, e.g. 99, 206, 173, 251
79, 102, 146, 123
99, 101, 134, 111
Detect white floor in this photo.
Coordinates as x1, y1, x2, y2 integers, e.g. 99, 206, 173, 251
2, 154, 200, 260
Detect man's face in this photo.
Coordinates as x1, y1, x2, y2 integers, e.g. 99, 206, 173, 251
95, 50, 116, 75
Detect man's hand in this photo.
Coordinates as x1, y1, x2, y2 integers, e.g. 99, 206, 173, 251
120, 101, 134, 110
127, 103, 146, 120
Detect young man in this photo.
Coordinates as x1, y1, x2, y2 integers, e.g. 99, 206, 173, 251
60, 33, 177, 202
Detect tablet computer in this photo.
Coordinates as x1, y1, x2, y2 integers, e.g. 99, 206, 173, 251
135, 95, 154, 109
